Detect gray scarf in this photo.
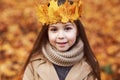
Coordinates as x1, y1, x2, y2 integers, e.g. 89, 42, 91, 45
42, 39, 84, 66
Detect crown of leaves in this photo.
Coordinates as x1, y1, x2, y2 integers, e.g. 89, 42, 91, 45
35, 0, 82, 24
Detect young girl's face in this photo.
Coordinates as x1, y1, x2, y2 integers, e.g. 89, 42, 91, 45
48, 22, 77, 52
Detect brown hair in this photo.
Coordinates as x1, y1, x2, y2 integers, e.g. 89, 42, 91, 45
74, 20, 101, 80
24, 20, 101, 80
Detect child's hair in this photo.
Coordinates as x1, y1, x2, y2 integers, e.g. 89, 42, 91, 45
24, 20, 101, 80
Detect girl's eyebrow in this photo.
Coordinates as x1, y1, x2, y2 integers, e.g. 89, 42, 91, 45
64, 23, 73, 26
49, 25, 56, 28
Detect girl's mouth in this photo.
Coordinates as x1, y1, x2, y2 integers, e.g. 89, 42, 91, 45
56, 42, 67, 47
56, 42, 67, 44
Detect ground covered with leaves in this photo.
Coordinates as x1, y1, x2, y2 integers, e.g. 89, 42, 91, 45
0, 0, 120, 80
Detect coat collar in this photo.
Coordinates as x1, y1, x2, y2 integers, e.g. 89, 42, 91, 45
31, 53, 92, 80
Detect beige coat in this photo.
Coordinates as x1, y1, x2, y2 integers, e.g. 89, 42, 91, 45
23, 53, 97, 80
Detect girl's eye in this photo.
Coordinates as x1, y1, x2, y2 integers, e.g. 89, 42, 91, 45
50, 28, 57, 32
64, 27, 72, 31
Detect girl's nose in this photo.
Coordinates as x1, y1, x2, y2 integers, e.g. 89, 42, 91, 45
57, 31, 65, 39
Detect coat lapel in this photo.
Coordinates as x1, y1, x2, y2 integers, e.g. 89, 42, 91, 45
35, 61, 59, 80
65, 59, 92, 80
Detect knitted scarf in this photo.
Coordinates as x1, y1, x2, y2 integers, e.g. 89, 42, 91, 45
42, 39, 84, 66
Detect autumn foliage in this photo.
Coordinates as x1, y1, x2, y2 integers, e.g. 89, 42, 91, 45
0, 0, 120, 80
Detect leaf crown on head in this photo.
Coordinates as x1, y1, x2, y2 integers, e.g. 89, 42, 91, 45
35, 0, 82, 25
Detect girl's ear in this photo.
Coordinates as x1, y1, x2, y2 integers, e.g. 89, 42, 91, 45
76, 31, 79, 38
73, 22, 79, 38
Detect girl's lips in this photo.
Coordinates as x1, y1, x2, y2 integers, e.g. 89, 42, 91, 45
56, 42, 67, 44
56, 42, 67, 47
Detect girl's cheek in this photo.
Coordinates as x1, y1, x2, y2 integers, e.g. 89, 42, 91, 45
48, 33, 57, 40
67, 32, 77, 38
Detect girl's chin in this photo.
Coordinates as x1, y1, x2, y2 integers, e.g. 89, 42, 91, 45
56, 47, 69, 52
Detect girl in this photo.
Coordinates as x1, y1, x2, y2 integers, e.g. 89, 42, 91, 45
23, 0, 101, 80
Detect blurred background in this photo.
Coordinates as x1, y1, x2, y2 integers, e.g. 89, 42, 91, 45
0, 0, 120, 80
